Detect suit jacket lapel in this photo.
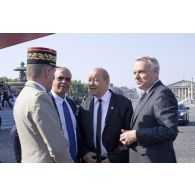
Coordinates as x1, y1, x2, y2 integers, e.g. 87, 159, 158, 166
131, 80, 162, 128
48, 92, 62, 127
104, 92, 116, 129
89, 98, 95, 145
66, 97, 82, 153
66, 97, 76, 114
131, 91, 153, 128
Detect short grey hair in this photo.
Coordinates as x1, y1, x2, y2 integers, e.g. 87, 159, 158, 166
26, 64, 52, 79
94, 67, 110, 80
55, 67, 72, 78
102, 68, 110, 80
136, 56, 160, 70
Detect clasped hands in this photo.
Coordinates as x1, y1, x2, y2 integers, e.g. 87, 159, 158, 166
83, 152, 110, 163
119, 129, 137, 146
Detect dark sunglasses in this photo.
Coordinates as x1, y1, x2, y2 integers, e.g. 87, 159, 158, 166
57, 76, 71, 82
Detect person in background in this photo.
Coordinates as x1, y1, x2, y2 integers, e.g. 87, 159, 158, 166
0, 87, 3, 110
79, 67, 133, 163
13, 47, 72, 163
2, 89, 12, 109
10, 92, 22, 163
120, 56, 178, 163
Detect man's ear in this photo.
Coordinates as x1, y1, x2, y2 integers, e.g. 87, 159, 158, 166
154, 67, 159, 75
106, 78, 110, 86
44, 67, 50, 79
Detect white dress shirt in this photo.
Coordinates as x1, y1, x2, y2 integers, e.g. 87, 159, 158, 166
51, 91, 77, 153
93, 90, 111, 157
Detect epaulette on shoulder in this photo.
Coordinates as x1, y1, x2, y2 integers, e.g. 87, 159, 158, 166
35, 91, 44, 97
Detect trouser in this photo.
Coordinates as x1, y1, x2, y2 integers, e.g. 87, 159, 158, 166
2, 98, 12, 108
10, 126, 21, 163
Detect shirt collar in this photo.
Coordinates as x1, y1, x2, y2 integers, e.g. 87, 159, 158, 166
145, 80, 159, 94
51, 91, 67, 103
94, 90, 111, 104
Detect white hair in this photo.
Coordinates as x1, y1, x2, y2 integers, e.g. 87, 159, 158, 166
136, 56, 160, 71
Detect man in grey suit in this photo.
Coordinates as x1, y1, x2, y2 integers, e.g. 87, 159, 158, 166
120, 56, 178, 163
14, 47, 72, 163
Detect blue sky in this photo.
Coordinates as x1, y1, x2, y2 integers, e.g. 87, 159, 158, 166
0, 33, 195, 88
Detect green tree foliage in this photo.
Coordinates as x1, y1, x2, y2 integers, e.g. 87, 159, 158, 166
0, 77, 18, 82
69, 80, 89, 104
68, 80, 126, 105
112, 86, 124, 96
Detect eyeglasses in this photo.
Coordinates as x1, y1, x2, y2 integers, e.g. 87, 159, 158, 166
56, 76, 71, 82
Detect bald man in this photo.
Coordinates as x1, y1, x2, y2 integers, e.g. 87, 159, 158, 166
79, 67, 133, 163
50, 67, 81, 162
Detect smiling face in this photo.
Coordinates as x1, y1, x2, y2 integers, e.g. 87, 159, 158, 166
88, 68, 110, 98
52, 67, 72, 98
133, 60, 159, 91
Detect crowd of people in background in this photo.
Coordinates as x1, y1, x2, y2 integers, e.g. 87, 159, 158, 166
0, 81, 19, 110
0, 81, 19, 135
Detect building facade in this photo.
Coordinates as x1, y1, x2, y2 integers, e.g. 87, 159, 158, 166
167, 80, 195, 102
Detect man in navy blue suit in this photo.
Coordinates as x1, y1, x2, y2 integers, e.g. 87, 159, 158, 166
120, 56, 178, 163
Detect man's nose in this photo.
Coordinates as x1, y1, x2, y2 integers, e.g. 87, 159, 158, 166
89, 80, 94, 85
134, 73, 139, 79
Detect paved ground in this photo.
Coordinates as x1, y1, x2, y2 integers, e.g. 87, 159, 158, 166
0, 103, 195, 163
174, 103, 195, 162
0, 106, 15, 162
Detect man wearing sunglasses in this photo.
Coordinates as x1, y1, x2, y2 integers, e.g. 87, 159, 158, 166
50, 67, 81, 162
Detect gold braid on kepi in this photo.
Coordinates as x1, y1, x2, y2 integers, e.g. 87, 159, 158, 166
27, 47, 57, 67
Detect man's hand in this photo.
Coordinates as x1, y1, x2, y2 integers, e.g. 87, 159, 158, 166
83, 152, 97, 163
120, 129, 137, 145
101, 158, 110, 163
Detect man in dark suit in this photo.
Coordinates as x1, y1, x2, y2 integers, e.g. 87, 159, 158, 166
120, 56, 178, 163
50, 67, 81, 162
2, 89, 13, 109
79, 67, 133, 163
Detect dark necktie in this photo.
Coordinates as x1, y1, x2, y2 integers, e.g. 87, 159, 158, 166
96, 99, 102, 163
138, 92, 147, 103
62, 100, 76, 161
134, 92, 147, 112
